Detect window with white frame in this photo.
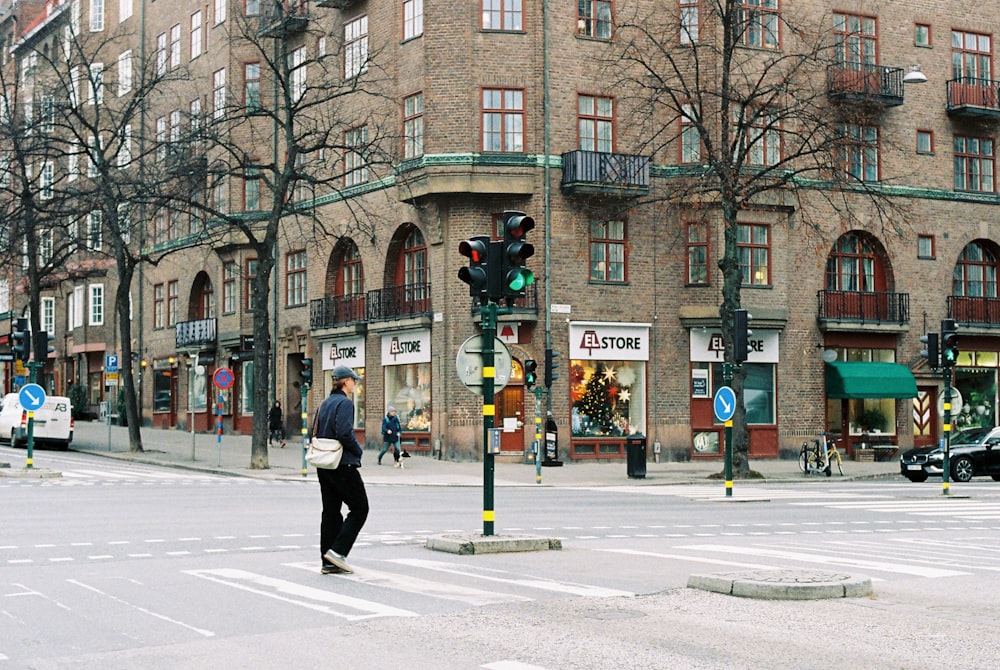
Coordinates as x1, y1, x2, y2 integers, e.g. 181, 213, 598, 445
89, 284, 104, 325
344, 16, 368, 79
190, 98, 202, 132
245, 62, 261, 110
223, 261, 236, 313
72, 285, 85, 330
42, 296, 55, 335
87, 135, 100, 177
167, 280, 178, 326
403, 0, 423, 39
681, 104, 701, 163
290, 46, 306, 103
118, 50, 132, 95
403, 92, 424, 159
244, 161, 260, 210
213, 68, 226, 119
286, 250, 307, 306
118, 124, 132, 167
87, 63, 103, 105
39, 229, 53, 266
156, 32, 167, 76
344, 126, 369, 186
90, 0, 104, 32
680, 0, 699, 44
170, 109, 181, 144
68, 142, 79, 180
191, 11, 202, 59
120, 0, 132, 22
156, 116, 167, 160
215, 0, 226, 23
87, 210, 103, 250
40, 161, 53, 199
170, 24, 181, 69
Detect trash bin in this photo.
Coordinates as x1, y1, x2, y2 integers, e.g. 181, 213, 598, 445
626, 436, 647, 479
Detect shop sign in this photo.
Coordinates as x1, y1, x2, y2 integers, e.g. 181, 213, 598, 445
322, 336, 365, 370
690, 329, 779, 363
569, 322, 650, 361
381, 328, 431, 365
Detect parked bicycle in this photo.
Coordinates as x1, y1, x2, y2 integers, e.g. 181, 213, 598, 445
799, 432, 844, 477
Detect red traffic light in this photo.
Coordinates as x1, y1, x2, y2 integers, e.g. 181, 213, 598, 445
459, 237, 488, 263
504, 213, 535, 238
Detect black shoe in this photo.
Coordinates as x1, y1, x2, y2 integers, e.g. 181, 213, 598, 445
322, 550, 353, 574
322, 561, 345, 574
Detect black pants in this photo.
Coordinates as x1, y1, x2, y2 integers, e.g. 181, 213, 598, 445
318, 465, 369, 558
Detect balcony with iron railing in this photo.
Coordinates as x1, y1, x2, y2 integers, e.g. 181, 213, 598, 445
309, 293, 367, 330
560, 150, 650, 196
365, 283, 431, 322
468, 282, 540, 318
817, 290, 909, 326
259, 1, 309, 38
946, 78, 1000, 120
948, 295, 1000, 328
826, 63, 904, 107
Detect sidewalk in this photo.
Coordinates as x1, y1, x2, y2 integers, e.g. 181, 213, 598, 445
54, 419, 902, 487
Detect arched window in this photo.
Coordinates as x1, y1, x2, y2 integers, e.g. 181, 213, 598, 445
335, 240, 364, 323
337, 242, 363, 296
396, 226, 427, 313
825, 233, 883, 292
953, 241, 998, 298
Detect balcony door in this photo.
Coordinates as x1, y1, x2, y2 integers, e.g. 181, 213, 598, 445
825, 232, 888, 319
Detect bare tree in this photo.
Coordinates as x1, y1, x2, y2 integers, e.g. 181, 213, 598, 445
184, 7, 396, 468
609, 2, 913, 475
1, 14, 197, 451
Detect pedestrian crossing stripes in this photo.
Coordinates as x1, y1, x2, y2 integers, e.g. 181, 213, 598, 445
573, 484, 893, 502
792, 498, 1000, 520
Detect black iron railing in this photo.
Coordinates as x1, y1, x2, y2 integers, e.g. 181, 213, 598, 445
309, 293, 366, 330
561, 150, 650, 190
817, 290, 909, 324
947, 78, 1000, 115
948, 295, 1000, 327
366, 283, 431, 322
826, 63, 904, 104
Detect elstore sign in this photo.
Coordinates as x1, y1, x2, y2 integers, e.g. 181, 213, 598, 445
569, 322, 650, 361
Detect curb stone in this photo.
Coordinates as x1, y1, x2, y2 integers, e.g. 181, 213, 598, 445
687, 569, 873, 600
426, 533, 562, 555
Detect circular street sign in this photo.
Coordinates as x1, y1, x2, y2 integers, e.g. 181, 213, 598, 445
456, 336, 513, 394
18, 383, 47, 412
937, 387, 963, 417
714, 386, 737, 422
213, 367, 235, 390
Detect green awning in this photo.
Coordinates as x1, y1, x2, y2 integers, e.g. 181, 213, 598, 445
825, 361, 918, 399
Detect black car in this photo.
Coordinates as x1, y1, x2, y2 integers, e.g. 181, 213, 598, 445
900, 426, 1000, 482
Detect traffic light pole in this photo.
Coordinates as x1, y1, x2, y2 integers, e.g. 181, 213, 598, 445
300, 382, 310, 477
480, 302, 498, 536
25, 361, 44, 469
942, 366, 952, 496
723, 363, 734, 498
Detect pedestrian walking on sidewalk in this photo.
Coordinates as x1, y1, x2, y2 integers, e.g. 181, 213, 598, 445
378, 406, 402, 467
268, 401, 286, 448
314, 366, 368, 575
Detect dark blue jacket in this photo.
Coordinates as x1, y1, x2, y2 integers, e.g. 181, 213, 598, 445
314, 390, 363, 467
381, 414, 401, 444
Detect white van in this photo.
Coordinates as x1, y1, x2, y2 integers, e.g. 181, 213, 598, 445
0, 393, 75, 450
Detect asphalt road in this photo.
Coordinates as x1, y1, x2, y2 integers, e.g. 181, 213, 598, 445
2, 446, 999, 669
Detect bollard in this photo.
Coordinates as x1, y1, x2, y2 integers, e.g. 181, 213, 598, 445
653, 441, 661, 464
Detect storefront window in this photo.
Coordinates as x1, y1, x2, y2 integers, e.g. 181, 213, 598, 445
240, 361, 253, 414
153, 369, 172, 412
351, 368, 365, 429
570, 360, 646, 436
386, 363, 430, 431
709, 363, 775, 425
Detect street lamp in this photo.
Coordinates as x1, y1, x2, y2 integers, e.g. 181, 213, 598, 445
903, 65, 927, 84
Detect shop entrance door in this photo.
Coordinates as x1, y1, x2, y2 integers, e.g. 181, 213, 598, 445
495, 384, 525, 452
913, 386, 938, 448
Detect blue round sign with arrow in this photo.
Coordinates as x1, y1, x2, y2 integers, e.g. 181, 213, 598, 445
713, 386, 736, 422
19, 383, 47, 412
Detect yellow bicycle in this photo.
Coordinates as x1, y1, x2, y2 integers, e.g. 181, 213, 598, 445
799, 432, 844, 476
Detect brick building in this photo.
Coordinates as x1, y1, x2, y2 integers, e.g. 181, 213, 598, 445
2, 1, 999, 462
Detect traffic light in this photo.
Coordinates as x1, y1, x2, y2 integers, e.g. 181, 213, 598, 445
11, 318, 29, 362
544, 347, 559, 388
301, 358, 313, 384
524, 359, 537, 389
36, 330, 55, 359
500, 211, 535, 302
920, 332, 939, 369
941, 319, 959, 366
733, 309, 752, 364
458, 235, 490, 302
